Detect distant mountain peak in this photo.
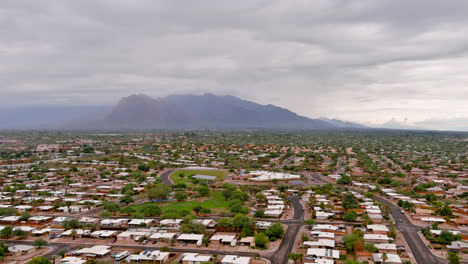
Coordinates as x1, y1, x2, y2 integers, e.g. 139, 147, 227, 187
3, 93, 365, 130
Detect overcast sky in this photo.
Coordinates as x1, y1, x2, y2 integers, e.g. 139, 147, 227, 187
1, 0, 468, 130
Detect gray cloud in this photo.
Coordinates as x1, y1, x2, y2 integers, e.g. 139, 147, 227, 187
1, 0, 468, 130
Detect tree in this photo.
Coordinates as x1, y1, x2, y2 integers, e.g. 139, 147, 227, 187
365, 243, 378, 253
19, 211, 31, 221
0, 241, 8, 259
103, 202, 120, 214
141, 204, 162, 216
192, 205, 203, 216
99, 210, 112, 218
288, 253, 304, 264
197, 185, 210, 197
61, 219, 81, 229
71, 229, 77, 240
265, 223, 285, 241
337, 175, 352, 185
200, 207, 212, 216
254, 210, 265, 218
222, 189, 233, 201
120, 195, 134, 205
120, 206, 135, 216
179, 222, 206, 234
147, 184, 171, 202
437, 205, 453, 216
438, 230, 462, 245
343, 233, 363, 252
32, 238, 48, 248
342, 193, 359, 209
0, 226, 13, 238
174, 191, 187, 202
254, 233, 269, 249
26, 257, 52, 264
448, 252, 460, 264
13, 229, 28, 239
255, 193, 267, 204
343, 211, 357, 222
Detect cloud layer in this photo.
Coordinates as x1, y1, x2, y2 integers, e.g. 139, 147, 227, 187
1, 0, 468, 130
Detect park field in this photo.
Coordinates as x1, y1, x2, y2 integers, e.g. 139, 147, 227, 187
131, 191, 229, 214
170, 169, 228, 185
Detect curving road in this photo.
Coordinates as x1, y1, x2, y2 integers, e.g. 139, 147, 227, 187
268, 195, 304, 264
374, 196, 448, 264
160, 169, 175, 185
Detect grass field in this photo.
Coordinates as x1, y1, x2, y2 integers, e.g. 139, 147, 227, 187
170, 169, 228, 185
131, 191, 229, 214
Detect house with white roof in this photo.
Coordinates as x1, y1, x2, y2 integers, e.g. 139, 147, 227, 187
373, 253, 402, 263
364, 234, 391, 243
306, 248, 339, 260
60, 257, 86, 264
150, 232, 178, 241
177, 233, 204, 244
75, 245, 111, 258
210, 233, 237, 245
221, 255, 251, 264
126, 250, 170, 263
181, 253, 212, 264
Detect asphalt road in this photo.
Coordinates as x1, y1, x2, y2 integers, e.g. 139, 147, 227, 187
268, 195, 304, 264
374, 196, 448, 264
160, 169, 175, 185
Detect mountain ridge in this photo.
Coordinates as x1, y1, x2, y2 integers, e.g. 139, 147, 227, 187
67, 93, 366, 130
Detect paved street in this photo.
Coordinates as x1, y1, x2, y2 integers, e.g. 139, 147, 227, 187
268, 195, 304, 264
160, 169, 175, 185
375, 197, 448, 264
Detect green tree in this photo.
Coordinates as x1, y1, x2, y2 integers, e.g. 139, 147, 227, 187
437, 206, 453, 216
0, 226, 13, 238
120, 206, 135, 216
0, 241, 8, 259
343, 211, 357, 222
337, 175, 352, 185
141, 204, 162, 216
265, 223, 285, 241
365, 243, 378, 253
103, 202, 120, 214
26, 257, 52, 264
147, 183, 171, 202
13, 229, 29, 239
448, 252, 460, 264
342, 193, 359, 209
179, 222, 206, 234
192, 205, 203, 216
343, 233, 364, 252
254, 233, 269, 249
174, 191, 187, 202
288, 253, 304, 264
19, 211, 31, 221
120, 195, 134, 205
200, 207, 212, 216
32, 238, 48, 248
61, 219, 81, 229
197, 186, 210, 197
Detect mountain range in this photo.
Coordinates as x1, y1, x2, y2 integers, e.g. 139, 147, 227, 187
0, 94, 367, 130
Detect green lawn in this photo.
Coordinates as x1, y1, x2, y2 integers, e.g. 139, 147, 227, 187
170, 169, 228, 185
131, 191, 229, 214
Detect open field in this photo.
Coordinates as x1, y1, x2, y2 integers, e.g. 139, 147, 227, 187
131, 191, 229, 214
170, 169, 228, 185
